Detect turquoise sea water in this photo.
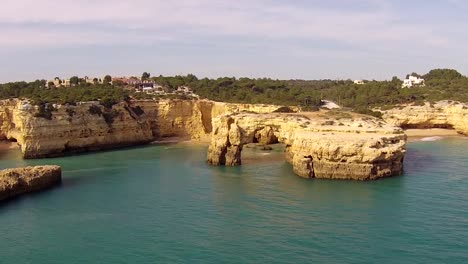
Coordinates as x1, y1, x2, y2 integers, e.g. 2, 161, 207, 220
0, 138, 467, 264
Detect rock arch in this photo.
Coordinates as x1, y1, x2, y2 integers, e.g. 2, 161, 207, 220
207, 113, 407, 180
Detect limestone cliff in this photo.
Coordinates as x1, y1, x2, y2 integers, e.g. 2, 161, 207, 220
0, 100, 154, 158
0, 99, 287, 158
0, 165, 62, 201
381, 101, 468, 135
207, 112, 406, 180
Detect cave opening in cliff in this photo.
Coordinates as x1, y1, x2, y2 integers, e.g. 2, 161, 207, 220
241, 143, 286, 166
400, 124, 454, 130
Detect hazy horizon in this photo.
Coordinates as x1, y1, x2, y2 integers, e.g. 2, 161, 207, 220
1, 0, 468, 82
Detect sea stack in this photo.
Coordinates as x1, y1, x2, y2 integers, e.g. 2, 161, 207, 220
208, 112, 406, 180
0, 165, 62, 201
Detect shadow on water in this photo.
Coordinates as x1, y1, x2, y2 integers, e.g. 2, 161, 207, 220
27, 141, 181, 161
0, 182, 63, 210
403, 146, 438, 175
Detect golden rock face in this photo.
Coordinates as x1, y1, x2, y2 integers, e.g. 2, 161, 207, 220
0, 99, 284, 158
381, 101, 468, 135
207, 112, 407, 181
0, 165, 62, 201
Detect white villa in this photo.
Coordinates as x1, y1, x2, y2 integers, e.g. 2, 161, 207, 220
354, 80, 365, 85
402, 76, 425, 88
176, 86, 193, 93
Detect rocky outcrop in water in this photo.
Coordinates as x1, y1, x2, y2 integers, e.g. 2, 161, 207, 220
381, 101, 468, 135
207, 112, 406, 180
0, 99, 287, 158
0, 165, 62, 201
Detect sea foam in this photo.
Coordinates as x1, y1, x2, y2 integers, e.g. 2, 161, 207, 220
421, 136, 444, 142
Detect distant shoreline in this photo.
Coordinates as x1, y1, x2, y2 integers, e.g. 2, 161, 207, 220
0, 128, 464, 158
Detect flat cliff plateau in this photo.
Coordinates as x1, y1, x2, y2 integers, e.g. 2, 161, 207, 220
381, 101, 468, 135
0, 165, 62, 201
0, 99, 286, 158
207, 112, 406, 180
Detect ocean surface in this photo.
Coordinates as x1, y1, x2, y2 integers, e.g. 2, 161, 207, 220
0, 138, 467, 264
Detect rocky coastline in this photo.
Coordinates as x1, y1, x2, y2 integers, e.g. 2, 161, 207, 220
0, 99, 466, 181
0, 99, 283, 158
0, 165, 62, 201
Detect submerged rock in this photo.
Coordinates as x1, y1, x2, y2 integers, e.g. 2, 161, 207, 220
0, 165, 62, 201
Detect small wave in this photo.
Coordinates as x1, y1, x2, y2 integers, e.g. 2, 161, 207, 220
66, 166, 128, 173
421, 136, 444, 142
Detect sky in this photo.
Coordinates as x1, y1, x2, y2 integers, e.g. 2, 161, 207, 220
1, 0, 468, 82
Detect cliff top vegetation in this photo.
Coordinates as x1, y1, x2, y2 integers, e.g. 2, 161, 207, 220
1, 69, 467, 113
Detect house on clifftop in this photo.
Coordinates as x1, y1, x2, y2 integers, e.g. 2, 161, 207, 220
402, 75, 425, 88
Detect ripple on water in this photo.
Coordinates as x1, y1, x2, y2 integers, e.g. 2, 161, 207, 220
0, 139, 466, 263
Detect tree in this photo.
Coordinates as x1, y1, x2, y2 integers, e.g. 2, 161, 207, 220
406, 72, 421, 79
424, 69, 463, 81
142, 72, 151, 81
113, 80, 125, 86
103, 75, 112, 84
70, 76, 79, 86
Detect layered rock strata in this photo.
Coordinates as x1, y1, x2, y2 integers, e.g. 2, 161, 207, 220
0, 165, 62, 201
207, 112, 406, 180
0, 99, 289, 158
381, 101, 468, 135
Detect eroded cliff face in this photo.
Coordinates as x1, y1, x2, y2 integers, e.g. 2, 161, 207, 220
207, 112, 406, 180
0, 99, 286, 158
0, 100, 154, 158
381, 101, 468, 135
0, 165, 62, 201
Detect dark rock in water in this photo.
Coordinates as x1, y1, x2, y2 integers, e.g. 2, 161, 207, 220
261, 145, 273, 151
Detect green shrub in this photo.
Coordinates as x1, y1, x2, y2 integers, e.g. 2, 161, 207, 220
354, 107, 383, 119
88, 105, 102, 116
273, 106, 296, 113
102, 110, 119, 125
65, 107, 75, 117
131, 106, 145, 116
34, 103, 55, 120
100, 97, 117, 109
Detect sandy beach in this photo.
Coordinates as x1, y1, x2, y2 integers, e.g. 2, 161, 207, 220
0, 141, 18, 151
404, 128, 460, 137
404, 128, 463, 141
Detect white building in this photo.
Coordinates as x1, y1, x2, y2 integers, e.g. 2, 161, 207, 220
354, 80, 365, 85
177, 86, 193, 93
142, 87, 154, 92
321, 100, 341, 109
402, 76, 425, 88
